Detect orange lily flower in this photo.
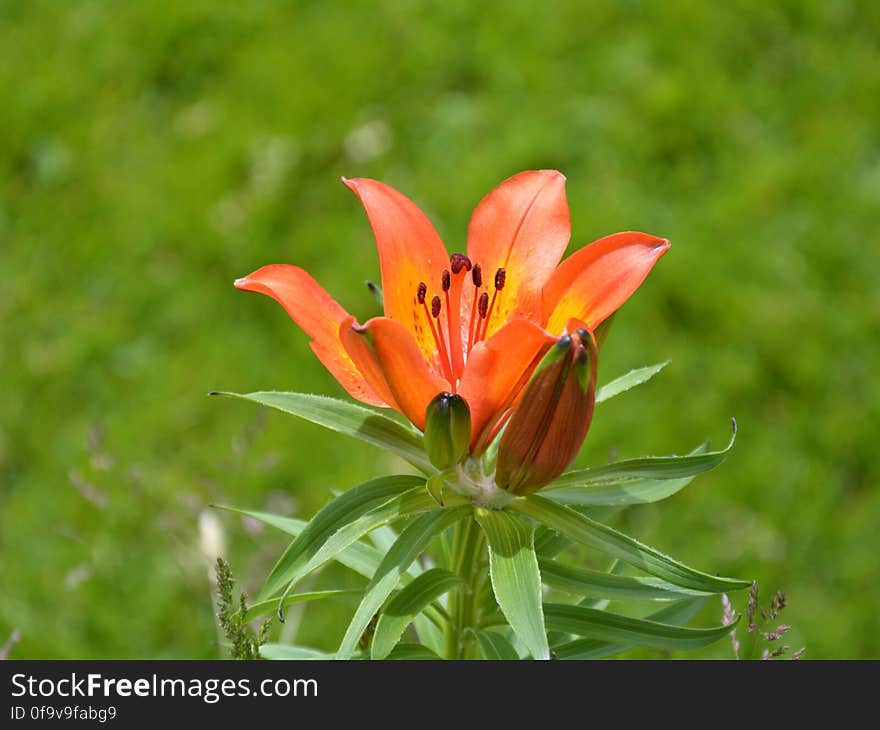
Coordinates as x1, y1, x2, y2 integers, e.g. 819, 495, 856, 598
235, 170, 669, 456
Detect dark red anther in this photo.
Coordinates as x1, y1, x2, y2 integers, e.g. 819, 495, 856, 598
471, 263, 483, 288
441, 269, 451, 292
478, 292, 489, 318
431, 295, 442, 318
417, 282, 427, 304
450, 253, 472, 274
494, 268, 506, 291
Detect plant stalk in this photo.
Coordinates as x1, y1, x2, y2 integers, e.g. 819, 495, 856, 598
445, 512, 485, 659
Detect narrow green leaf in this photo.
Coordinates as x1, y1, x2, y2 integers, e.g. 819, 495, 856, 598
413, 613, 446, 657
475, 508, 549, 660
211, 391, 432, 473
544, 474, 702, 507
595, 361, 669, 404
546, 422, 736, 491
372, 568, 463, 659
539, 559, 710, 602
474, 629, 520, 660
544, 601, 733, 650
262, 642, 441, 660
338, 508, 469, 659
385, 643, 442, 660
534, 525, 571, 559
426, 471, 447, 507
260, 644, 335, 660
213, 504, 384, 580
244, 590, 361, 622
259, 475, 424, 600
274, 490, 468, 610
552, 598, 708, 659
512, 495, 749, 593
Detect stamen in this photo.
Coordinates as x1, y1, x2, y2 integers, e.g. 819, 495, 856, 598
477, 268, 506, 343
419, 286, 452, 383
478, 292, 489, 319
441, 270, 454, 374
467, 264, 483, 354
431, 295, 453, 382
471, 264, 483, 288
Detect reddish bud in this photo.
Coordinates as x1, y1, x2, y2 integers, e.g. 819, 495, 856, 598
495, 328, 598, 495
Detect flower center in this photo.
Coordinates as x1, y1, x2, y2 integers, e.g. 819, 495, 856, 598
416, 254, 506, 388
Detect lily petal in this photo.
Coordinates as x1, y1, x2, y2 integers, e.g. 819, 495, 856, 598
340, 316, 450, 431
235, 265, 386, 406
343, 177, 450, 361
543, 232, 670, 335
459, 317, 556, 451
466, 170, 570, 335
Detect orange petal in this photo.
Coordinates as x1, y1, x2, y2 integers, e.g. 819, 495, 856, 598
343, 177, 449, 361
458, 318, 555, 451
543, 232, 670, 335
466, 170, 570, 335
235, 265, 386, 406
340, 316, 450, 431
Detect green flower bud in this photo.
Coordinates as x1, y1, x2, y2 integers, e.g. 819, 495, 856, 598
496, 329, 598, 495
424, 392, 472, 470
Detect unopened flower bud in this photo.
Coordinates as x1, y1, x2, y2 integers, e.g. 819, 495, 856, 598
495, 329, 598, 495
424, 392, 472, 470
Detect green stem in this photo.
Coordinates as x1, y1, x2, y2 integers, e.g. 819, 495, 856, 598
445, 513, 485, 659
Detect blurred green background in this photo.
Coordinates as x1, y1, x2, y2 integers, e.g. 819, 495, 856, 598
2, 0, 878, 659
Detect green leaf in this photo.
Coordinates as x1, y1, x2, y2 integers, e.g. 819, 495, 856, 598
211, 391, 432, 473
244, 590, 361, 622
544, 602, 735, 650
212, 504, 384, 580
474, 629, 520, 660
259, 475, 422, 600
534, 525, 572, 558
545, 421, 736, 492
512, 495, 749, 593
595, 361, 668, 404
262, 641, 441, 660
413, 613, 446, 657
260, 644, 335, 660
539, 559, 711, 602
265, 480, 468, 605
371, 568, 463, 659
474, 508, 549, 660
337, 508, 469, 659
544, 474, 703, 507
385, 643, 442, 660
552, 598, 708, 659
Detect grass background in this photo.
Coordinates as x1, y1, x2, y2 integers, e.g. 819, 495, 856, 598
2, 0, 878, 659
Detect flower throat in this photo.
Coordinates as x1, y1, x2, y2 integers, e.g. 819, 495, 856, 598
416, 254, 506, 387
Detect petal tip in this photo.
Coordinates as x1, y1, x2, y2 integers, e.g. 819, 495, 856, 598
341, 176, 362, 194
233, 276, 249, 290
541, 169, 566, 181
